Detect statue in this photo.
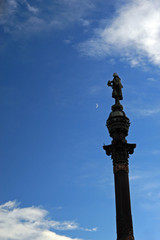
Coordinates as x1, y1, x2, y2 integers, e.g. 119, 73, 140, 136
107, 73, 123, 104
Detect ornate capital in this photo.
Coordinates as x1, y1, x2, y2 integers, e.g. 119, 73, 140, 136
103, 142, 136, 165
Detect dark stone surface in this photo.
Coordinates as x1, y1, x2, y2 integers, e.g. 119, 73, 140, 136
103, 73, 136, 240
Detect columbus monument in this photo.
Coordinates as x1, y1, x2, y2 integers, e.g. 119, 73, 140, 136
103, 73, 136, 240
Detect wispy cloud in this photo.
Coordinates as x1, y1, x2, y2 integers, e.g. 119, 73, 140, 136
25, 1, 39, 14
79, 0, 160, 67
0, 0, 94, 36
140, 181, 160, 211
147, 77, 157, 82
0, 201, 96, 240
133, 106, 160, 116
151, 150, 160, 155
89, 85, 103, 95
130, 168, 160, 213
129, 175, 141, 181
80, 227, 97, 232
125, 99, 160, 117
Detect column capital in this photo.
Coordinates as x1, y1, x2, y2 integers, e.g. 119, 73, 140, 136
103, 142, 136, 165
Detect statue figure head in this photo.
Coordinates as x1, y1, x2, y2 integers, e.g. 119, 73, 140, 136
113, 72, 119, 77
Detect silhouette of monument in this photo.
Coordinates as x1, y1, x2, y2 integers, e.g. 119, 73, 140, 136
103, 73, 136, 240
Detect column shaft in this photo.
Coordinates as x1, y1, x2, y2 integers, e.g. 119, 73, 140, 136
114, 170, 134, 240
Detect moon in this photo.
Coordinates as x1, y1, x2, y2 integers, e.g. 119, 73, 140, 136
96, 103, 98, 109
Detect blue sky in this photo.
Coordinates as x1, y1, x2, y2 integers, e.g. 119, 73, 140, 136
1, 0, 160, 239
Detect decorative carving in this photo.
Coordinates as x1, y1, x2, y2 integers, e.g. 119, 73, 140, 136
103, 143, 136, 165
107, 112, 130, 141
114, 163, 128, 174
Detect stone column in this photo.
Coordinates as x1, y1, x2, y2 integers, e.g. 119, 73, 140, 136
103, 101, 136, 240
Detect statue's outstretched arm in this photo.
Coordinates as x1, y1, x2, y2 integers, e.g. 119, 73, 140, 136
107, 80, 113, 87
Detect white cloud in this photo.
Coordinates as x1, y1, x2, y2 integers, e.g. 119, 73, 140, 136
147, 77, 156, 82
80, 227, 97, 232
79, 0, 160, 66
0, 201, 96, 240
79, 18, 90, 27
0, 0, 17, 22
136, 106, 160, 116
89, 85, 103, 95
0, 0, 94, 35
126, 103, 160, 117
129, 175, 141, 181
152, 150, 160, 155
25, 1, 39, 14
64, 39, 72, 44
8, 0, 17, 9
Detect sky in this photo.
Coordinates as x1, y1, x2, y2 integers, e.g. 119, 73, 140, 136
1, 0, 160, 239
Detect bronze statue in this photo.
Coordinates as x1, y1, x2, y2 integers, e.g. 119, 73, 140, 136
107, 73, 123, 104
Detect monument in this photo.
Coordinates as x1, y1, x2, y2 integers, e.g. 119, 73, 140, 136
103, 73, 136, 240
